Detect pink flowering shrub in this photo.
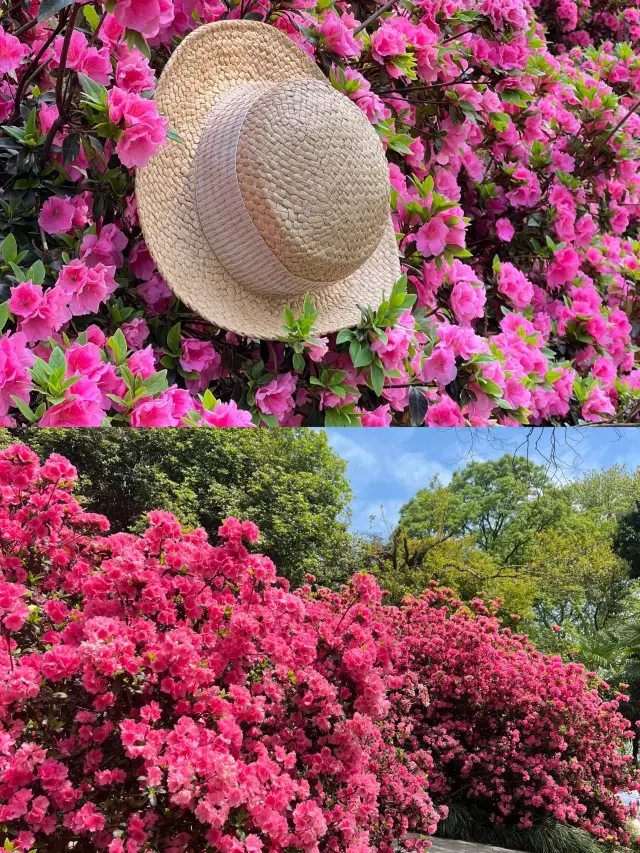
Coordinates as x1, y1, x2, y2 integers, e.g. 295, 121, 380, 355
0, 0, 639, 424
382, 584, 640, 846
1, 442, 640, 849
0, 443, 440, 852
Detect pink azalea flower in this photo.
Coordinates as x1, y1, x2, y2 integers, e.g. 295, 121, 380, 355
137, 274, 174, 315
547, 246, 581, 288
9, 284, 71, 344
0, 332, 34, 417
180, 339, 219, 375
359, 404, 392, 426
39, 397, 105, 427
0, 25, 29, 73
255, 372, 297, 421
122, 318, 150, 349
422, 344, 457, 386
128, 346, 156, 379
450, 280, 486, 326
426, 393, 466, 426
202, 400, 254, 427
318, 10, 361, 57
38, 196, 75, 235
416, 217, 449, 257
581, 384, 615, 422
497, 262, 534, 310
495, 218, 515, 241
130, 387, 191, 427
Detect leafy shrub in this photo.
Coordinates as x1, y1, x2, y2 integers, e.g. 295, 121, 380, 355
0, 0, 639, 425
1, 443, 640, 851
0, 443, 439, 852
383, 584, 640, 847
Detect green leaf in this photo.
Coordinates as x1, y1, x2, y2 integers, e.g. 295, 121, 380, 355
140, 370, 169, 398
166, 128, 184, 144
48, 346, 66, 375
260, 412, 279, 428
409, 386, 429, 426
83, 4, 101, 30
37, 0, 74, 20
370, 363, 384, 397
477, 377, 504, 397
27, 260, 46, 285
78, 73, 107, 106
0, 302, 9, 333
353, 346, 374, 368
336, 328, 354, 345
125, 28, 151, 58
303, 293, 316, 318
118, 365, 135, 393
293, 352, 305, 373
202, 389, 218, 411
11, 396, 37, 422
1, 233, 17, 264
470, 354, 497, 364
8, 262, 26, 282
283, 307, 295, 329
24, 108, 38, 141
167, 322, 182, 354
107, 328, 127, 364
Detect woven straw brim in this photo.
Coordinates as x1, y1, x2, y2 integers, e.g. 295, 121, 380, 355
136, 21, 401, 340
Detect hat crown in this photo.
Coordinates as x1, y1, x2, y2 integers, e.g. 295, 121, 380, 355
233, 79, 390, 285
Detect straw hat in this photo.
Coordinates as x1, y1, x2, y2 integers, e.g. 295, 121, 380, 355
136, 20, 401, 340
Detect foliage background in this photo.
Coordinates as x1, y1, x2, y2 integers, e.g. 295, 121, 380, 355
0, 427, 356, 587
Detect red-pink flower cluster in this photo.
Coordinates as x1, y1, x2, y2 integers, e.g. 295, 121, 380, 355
0, 444, 439, 852
1, 0, 639, 425
382, 585, 640, 845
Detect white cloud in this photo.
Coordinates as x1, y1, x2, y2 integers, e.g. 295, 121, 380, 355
327, 432, 376, 473
391, 453, 454, 491
351, 499, 406, 534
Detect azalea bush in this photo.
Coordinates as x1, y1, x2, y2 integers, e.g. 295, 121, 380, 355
0, 442, 440, 852
0, 0, 638, 426
1, 442, 639, 851
385, 584, 640, 846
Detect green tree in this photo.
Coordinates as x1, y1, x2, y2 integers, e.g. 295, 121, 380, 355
399, 456, 570, 566
613, 503, 640, 579
1, 428, 354, 587
384, 457, 640, 653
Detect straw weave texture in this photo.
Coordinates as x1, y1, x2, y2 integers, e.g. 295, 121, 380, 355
136, 20, 400, 340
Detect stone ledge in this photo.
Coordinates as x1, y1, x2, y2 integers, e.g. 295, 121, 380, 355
430, 840, 525, 853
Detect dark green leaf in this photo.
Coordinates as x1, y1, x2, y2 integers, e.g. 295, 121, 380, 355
1, 234, 17, 264
409, 386, 428, 426
370, 363, 384, 397
0, 302, 10, 333
336, 329, 354, 345
37, 0, 74, 20
27, 260, 46, 285
167, 323, 182, 354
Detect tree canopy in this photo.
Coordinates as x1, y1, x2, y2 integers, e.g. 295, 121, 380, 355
374, 455, 640, 654
0, 428, 354, 588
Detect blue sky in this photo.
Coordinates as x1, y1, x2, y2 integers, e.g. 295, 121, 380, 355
325, 428, 640, 533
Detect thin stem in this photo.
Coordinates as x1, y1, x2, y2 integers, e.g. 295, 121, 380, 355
353, 0, 397, 35
581, 100, 640, 171
40, 5, 80, 166
10, 13, 67, 122
12, 16, 38, 37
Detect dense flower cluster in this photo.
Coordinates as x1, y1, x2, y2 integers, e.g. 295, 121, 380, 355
0, 443, 439, 852
383, 584, 640, 845
1, 444, 640, 850
0, 0, 639, 425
